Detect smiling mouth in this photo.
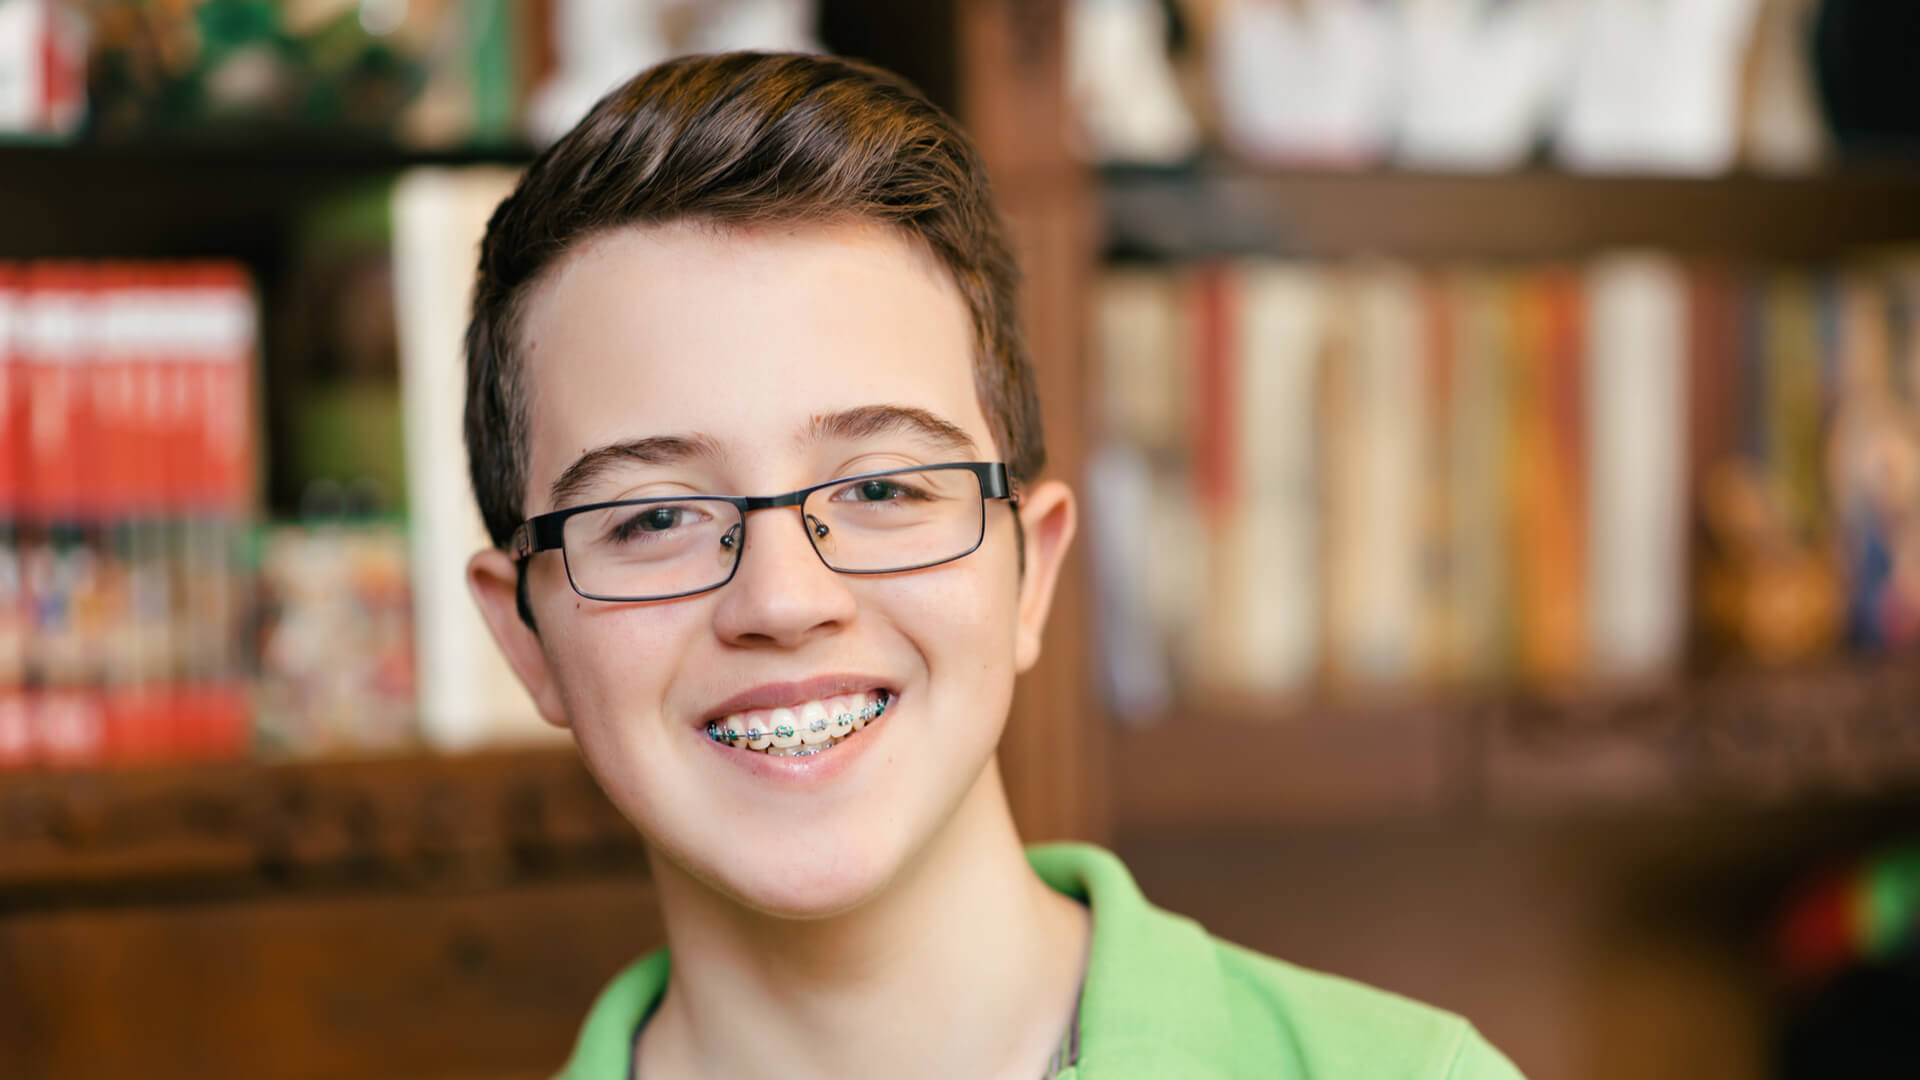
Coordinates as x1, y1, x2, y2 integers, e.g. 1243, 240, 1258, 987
705, 688, 893, 758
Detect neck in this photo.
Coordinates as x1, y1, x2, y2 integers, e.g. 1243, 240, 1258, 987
635, 759, 1090, 1080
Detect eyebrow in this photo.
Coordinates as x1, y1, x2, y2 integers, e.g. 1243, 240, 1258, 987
544, 405, 978, 511
804, 404, 978, 457
547, 433, 725, 510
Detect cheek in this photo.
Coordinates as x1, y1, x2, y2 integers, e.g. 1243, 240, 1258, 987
543, 599, 701, 738
888, 552, 1022, 710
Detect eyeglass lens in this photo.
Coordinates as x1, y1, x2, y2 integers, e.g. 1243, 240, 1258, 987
559, 466, 986, 600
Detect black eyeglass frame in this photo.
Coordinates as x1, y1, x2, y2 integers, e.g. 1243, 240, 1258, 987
510, 461, 1020, 605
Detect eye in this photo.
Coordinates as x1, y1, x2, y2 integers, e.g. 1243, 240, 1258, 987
855, 479, 903, 502
832, 475, 935, 504
608, 504, 700, 542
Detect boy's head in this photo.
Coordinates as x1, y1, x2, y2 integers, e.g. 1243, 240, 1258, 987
466, 51, 1045, 555
463, 52, 1077, 917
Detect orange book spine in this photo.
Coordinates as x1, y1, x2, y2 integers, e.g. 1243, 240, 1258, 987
1508, 269, 1588, 684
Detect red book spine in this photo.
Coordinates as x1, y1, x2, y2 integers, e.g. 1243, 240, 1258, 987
0, 263, 27, 771
1189, 263, 1237, 523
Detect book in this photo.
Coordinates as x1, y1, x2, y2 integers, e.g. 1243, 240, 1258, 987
1324, 261, 1424, 688
1441, 268, 1514, 685
1198, 261, 1324, 696
0, 266, 25, 768
1585, 254, 1689, 682
391, 167, 559, 751
1093, 267, 1187, 451
1507, 267, 1588, 684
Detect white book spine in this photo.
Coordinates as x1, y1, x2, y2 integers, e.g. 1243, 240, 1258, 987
1585, 254, 1689, 680
1332, 263, 1424, 684
392, 167, 561, 751
1226, 261, 1323, 694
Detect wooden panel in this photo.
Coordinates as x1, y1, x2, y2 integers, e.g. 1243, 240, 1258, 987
0, 876, 662, 1080
0, 747, 642, 901
959, 0, 1076, 184
958, 0, 1108, 844
1115, 661, 1920, 826
818, 0, 960, 114
1113, 699, 1468, 827
999, 185, 1107, 845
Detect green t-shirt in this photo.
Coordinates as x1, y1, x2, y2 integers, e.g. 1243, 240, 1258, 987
556, 843, 1525, 1078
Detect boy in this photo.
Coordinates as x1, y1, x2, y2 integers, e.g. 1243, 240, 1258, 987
463, 51, 1523, 1079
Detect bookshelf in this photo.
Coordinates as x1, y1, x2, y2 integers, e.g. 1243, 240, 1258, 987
1092, 162, 1920, 827
7, 3, 1920, 1078
1087, 62, 1920, 1080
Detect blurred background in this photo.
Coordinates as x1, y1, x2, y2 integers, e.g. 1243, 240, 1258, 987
2, 1, 1919, 1077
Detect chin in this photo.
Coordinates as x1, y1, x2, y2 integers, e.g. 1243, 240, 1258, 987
705, 823, 910, 920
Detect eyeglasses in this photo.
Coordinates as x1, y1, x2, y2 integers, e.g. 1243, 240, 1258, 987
510, 462, 1019, 603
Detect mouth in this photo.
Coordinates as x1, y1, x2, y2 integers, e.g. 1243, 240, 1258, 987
704, 688, 894, 759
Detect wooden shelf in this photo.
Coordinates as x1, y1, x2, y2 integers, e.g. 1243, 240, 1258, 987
0, 135, 536, 170
0, 743, 644, 908
0, 138, 535, 258
1101, 160, 1920, 261
1112, 660, 1920, 828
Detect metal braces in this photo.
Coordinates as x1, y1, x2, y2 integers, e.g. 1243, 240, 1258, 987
705, 695, 889, 745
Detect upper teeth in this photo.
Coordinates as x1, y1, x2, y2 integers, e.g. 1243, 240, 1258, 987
707, 691, 888, 751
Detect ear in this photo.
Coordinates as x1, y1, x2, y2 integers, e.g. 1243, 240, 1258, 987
467, 547, 571, 728
1012, 479, 1078, 673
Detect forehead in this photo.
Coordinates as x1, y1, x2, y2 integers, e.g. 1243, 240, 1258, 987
515, 220, 986, 507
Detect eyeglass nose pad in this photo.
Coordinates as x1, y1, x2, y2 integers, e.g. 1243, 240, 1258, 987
719, 522, 742, 551
806, 514, 830, 540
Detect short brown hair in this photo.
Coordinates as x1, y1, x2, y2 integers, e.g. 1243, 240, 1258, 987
465, 51, 1044, 551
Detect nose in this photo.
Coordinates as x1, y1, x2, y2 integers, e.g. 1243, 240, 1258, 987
709, 505, 858, 648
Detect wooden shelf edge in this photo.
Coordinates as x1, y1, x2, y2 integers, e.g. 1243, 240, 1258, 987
1100, 159, 1920, 261
1113, 660, 1920, 828
0, 742, 645, 901
0, 136, 537, 173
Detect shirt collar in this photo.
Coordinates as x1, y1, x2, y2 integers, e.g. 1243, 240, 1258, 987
1027, 843, 1235, 1079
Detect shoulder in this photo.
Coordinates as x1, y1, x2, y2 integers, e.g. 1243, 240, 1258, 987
1028, 843, 1523, 1079
1209, 939, 1524, 1080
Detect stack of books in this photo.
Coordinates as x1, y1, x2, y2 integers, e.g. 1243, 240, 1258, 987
0, 261, 256, 769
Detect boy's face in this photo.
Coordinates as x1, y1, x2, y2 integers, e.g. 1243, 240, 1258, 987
469, 220, 1075, 917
